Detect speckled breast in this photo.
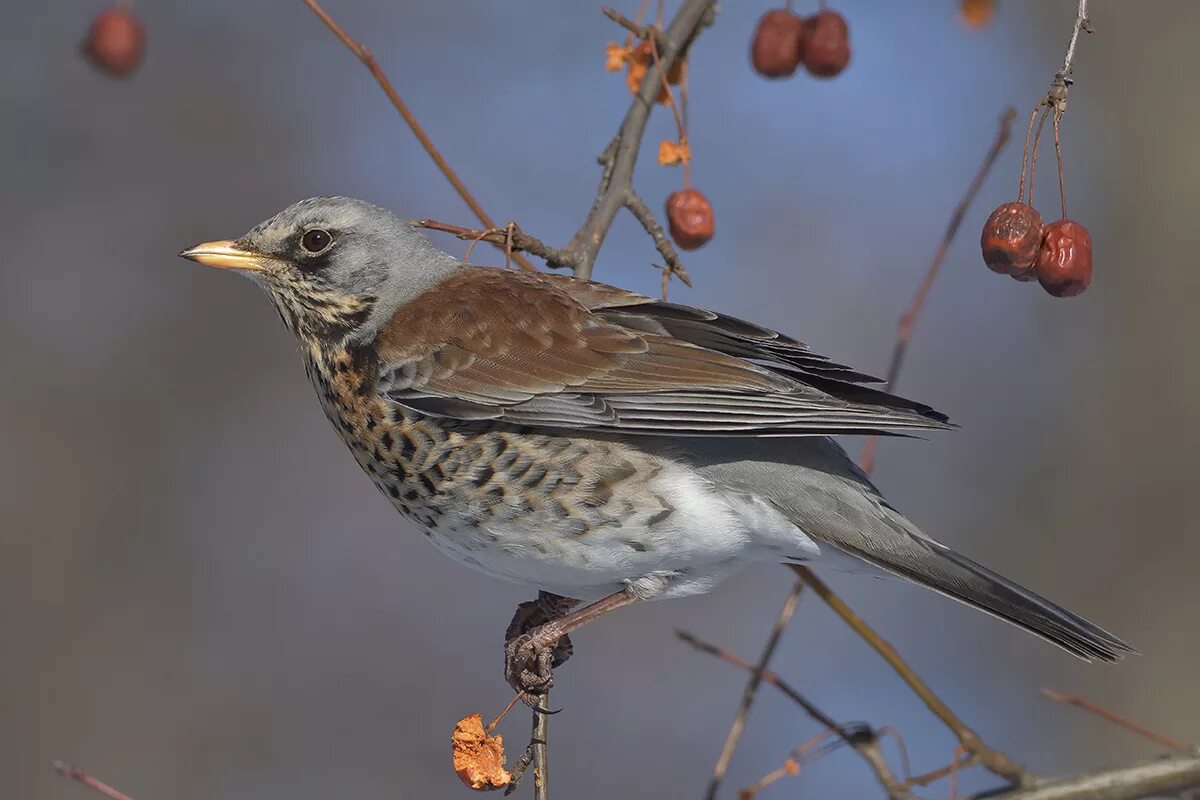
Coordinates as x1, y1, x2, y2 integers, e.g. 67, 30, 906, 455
302, 347, 678, 544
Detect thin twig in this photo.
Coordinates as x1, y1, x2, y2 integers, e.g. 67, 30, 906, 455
1040, 689, 1194, 754
300, 0, 535, 272
412, 219, 580, 271
792, 566, 1027, 784
877, 726, 915, 783
602, 6, 667, 49
676, 630, 915, 799
624, 191, 692, 291
503, 692, 550, 799
906, 750, 980, 788
859, 108, 1015, 473
738, 729, 843, 800
532, 697, 549, 800
1041, 2, 1093, 124
1059, 0, 1091, 82
54, 762, 136, 800
705, 580, 805, 800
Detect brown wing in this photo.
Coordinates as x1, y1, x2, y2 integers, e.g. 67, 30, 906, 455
373, 267, 950, 436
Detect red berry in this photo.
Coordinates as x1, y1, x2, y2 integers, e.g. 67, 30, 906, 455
751, 9, 806, 78
960, 0, 996, 30
980, 202, 1043, 278
666, 189, 714, 250
84, 6, 145, 78
802, 10, 850, 78
1036, 220, 1093, 297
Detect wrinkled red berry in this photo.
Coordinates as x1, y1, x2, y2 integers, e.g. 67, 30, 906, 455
802, 10, 850, 78
981, 202, 1043, 278
751, 9, 806, 78
1036, 219, 1093, 297
84, 6, 145, 78
666, 189, 714, 250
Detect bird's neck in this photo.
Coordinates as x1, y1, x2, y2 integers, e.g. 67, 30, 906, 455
346, 249, 462, 347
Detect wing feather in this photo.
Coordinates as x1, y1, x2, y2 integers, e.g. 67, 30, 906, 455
373, 267, 951, 436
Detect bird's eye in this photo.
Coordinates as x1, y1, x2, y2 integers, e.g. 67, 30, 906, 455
300, 229, 333, 254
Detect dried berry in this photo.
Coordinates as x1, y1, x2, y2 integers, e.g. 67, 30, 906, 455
751, 9, 806, 78
657, 139, 692, 167
604, 42, 630, 72
802, 10, 850, 78
624, 40, 683, 104
960, 0, 996, 29
981, 202, 1043, 278
451, 714, 511, 791
666, 189, 714, 250
83, 6, 145, 78
1036, 219, 1093, 297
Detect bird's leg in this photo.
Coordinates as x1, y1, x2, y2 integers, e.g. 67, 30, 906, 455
504, 589, 638, 701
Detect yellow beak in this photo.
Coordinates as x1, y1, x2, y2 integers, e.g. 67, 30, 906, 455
178, 240, 272, 271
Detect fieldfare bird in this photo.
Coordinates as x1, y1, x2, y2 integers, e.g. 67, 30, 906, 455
180, 197, 1132, 693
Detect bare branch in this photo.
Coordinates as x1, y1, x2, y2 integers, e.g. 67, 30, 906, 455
1040, 689, 1193, 754
624, 191, 692, 290
860, 108, 1015, 473
793, 566, 1027, 785
601, 6, 667, 49
1059, 0, 1092, 83
532, 697, 550, 800
738, 729, 844, 800
568, 0, 717, 279
412, 219, 580, 272
705, 579, 805, 800
300, 0, 536, 272
676, 629, 915, 799
977, 755, 1200, 800
54, 762, 136, 800
1040, 0, 1093, 122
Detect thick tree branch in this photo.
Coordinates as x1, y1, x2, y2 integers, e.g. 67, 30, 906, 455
976, 755, 1200, 800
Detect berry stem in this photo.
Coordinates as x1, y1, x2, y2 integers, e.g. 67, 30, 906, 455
647, 35, 690, 187
1026, 106, 1051, 210
1053, 110, 1067, 219
1017, 106, 1040, 204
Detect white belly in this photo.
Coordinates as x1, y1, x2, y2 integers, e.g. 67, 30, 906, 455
424, 461, 823, 601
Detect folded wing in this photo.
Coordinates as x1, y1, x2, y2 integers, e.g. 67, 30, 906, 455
372, 267, 951, 437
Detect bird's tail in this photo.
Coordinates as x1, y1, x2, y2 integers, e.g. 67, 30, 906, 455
833, 514, 1136, 662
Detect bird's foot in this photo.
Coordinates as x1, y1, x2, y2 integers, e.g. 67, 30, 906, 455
504, 593, 577, 705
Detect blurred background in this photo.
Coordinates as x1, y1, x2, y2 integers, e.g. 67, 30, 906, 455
3, 2, 1198, 798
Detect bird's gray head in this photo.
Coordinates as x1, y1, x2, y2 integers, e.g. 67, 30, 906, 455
180, 196, 459, 343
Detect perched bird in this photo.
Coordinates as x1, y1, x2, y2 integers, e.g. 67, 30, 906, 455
180, 197, 1132, 692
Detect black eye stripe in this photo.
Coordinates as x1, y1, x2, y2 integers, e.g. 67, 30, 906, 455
300, 228, 333, 254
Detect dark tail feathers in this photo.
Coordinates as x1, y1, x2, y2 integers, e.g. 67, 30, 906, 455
853, 540, 1136, 662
